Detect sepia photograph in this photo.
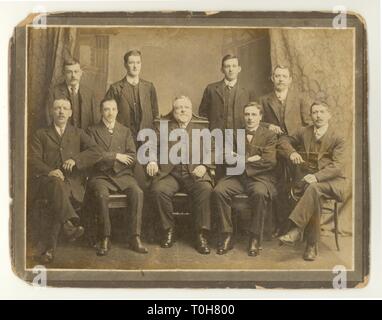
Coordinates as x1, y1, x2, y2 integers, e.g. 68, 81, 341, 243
9, 11, 368, 288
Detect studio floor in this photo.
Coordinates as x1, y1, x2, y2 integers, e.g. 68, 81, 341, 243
27, 231, 353, 271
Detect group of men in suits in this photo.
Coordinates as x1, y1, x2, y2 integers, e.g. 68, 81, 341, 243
30, 50, 345, 264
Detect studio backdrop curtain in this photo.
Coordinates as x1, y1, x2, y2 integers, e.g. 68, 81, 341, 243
27, 27, 77, 135
269, 28, 354, 235
27, 27, 77, 203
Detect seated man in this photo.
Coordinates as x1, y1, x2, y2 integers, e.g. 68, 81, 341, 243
147, 95, 214, 254
278, 101, 346, 261
212, 102, 278, 256
29, 99, 101, 264
86, 98, 147, 256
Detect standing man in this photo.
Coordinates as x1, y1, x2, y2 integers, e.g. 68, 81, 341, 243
30, 99, 101, 264
147, 96, 214, 255
45, 58, 100, 129
278, 101, 345, 261
259, 65, 312, 233
104, 49, 159, 140
259, 64, 311, 136
212, 102, 278, 256
199, 54, 255, 131
86, 99, 147, 256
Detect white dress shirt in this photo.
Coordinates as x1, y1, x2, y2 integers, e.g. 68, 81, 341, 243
224, 78, 238, 88
126, 75, 140, 86
67, 83, 79, 95
102, 118, 116, 134
54, 123, 67, 137
314, 124, 329, 140
246, 125, 259, 143
275, 88, 289, 103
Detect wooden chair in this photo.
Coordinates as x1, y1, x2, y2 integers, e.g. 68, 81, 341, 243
290, 188, 341, 251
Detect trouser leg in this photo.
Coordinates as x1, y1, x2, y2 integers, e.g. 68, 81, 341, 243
150, 175, 180, 231
212, 176, 245, 234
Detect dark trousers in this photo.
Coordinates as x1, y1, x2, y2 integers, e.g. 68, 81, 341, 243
289, 182, 334, 244
87, 176, 143, 238
212, 174, 271, 239
150, 171, 213, 232
40, 176, 79, 251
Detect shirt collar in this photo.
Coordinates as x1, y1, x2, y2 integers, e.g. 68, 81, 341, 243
246, 125, 259, 133
67, 83, 79, 94
177, 119, 191, 129
224, 78, 237, 88
314, 124, 329, 137
54, 123, 67, 136
102, 118, 116, 130
275, 88, 288, 102
126, 75, 140, 86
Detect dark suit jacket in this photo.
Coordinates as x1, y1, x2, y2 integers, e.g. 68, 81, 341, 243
278, 124, 346, 201
259, 88, 312, 136
104, 78, 159, 138
151, 115, 215, 184
29, 124, 101, 202
45, 82, 100, 129
198, 79, 255, 130
229, 126, 278, 196
87, 121, 137, 191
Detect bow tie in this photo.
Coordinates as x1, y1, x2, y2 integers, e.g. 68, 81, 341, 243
246, 130, 256, 136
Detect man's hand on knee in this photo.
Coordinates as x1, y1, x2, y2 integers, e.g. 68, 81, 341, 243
48, 169, 65, 181
303, 174, 318, 184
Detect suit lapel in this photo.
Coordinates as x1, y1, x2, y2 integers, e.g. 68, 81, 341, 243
303, 126, 314, 156
214, 80, 225, 102
317, 125, 334, 159
78, 86, 86, 127
110, 122, 124, 151
46, 125, 62, 146
96, 122, 113, 150
267, 92, 282, 124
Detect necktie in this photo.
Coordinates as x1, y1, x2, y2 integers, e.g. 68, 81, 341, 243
246, 130, 255, 143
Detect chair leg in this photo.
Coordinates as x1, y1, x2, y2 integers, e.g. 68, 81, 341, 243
232, 208, 238, 237
334, 202, 340, 251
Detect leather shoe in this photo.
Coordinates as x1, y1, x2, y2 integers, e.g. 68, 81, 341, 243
129, 236, 148, 254
248, 237, 260, 257
40, 249, 54, 264
303, 244, 317, 261
96, 237, 111, 256
278, 227, 302, 246
217, 233, 233, 255
63, 220, 84, 242
161, 229, 175, 248
196, 232, 210, 255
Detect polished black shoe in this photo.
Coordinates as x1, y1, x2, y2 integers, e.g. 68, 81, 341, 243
248, 237, 260, 257
196, 232, 210, 255
161, 229, 175, 248
96, 237, 111, 256
303, 244, 317, 261
129, 236, 148, 254
217, 233, 233, 255
40, 249, 54, 264
63, 220, 84, 242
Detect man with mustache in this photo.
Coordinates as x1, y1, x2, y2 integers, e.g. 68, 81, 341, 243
278, 101, 346, 261
147, 96, 214, 255
259, 65, 311, 136
30, 99, 101, 264
45, 59, 100, 129
259, 65, 312, 234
